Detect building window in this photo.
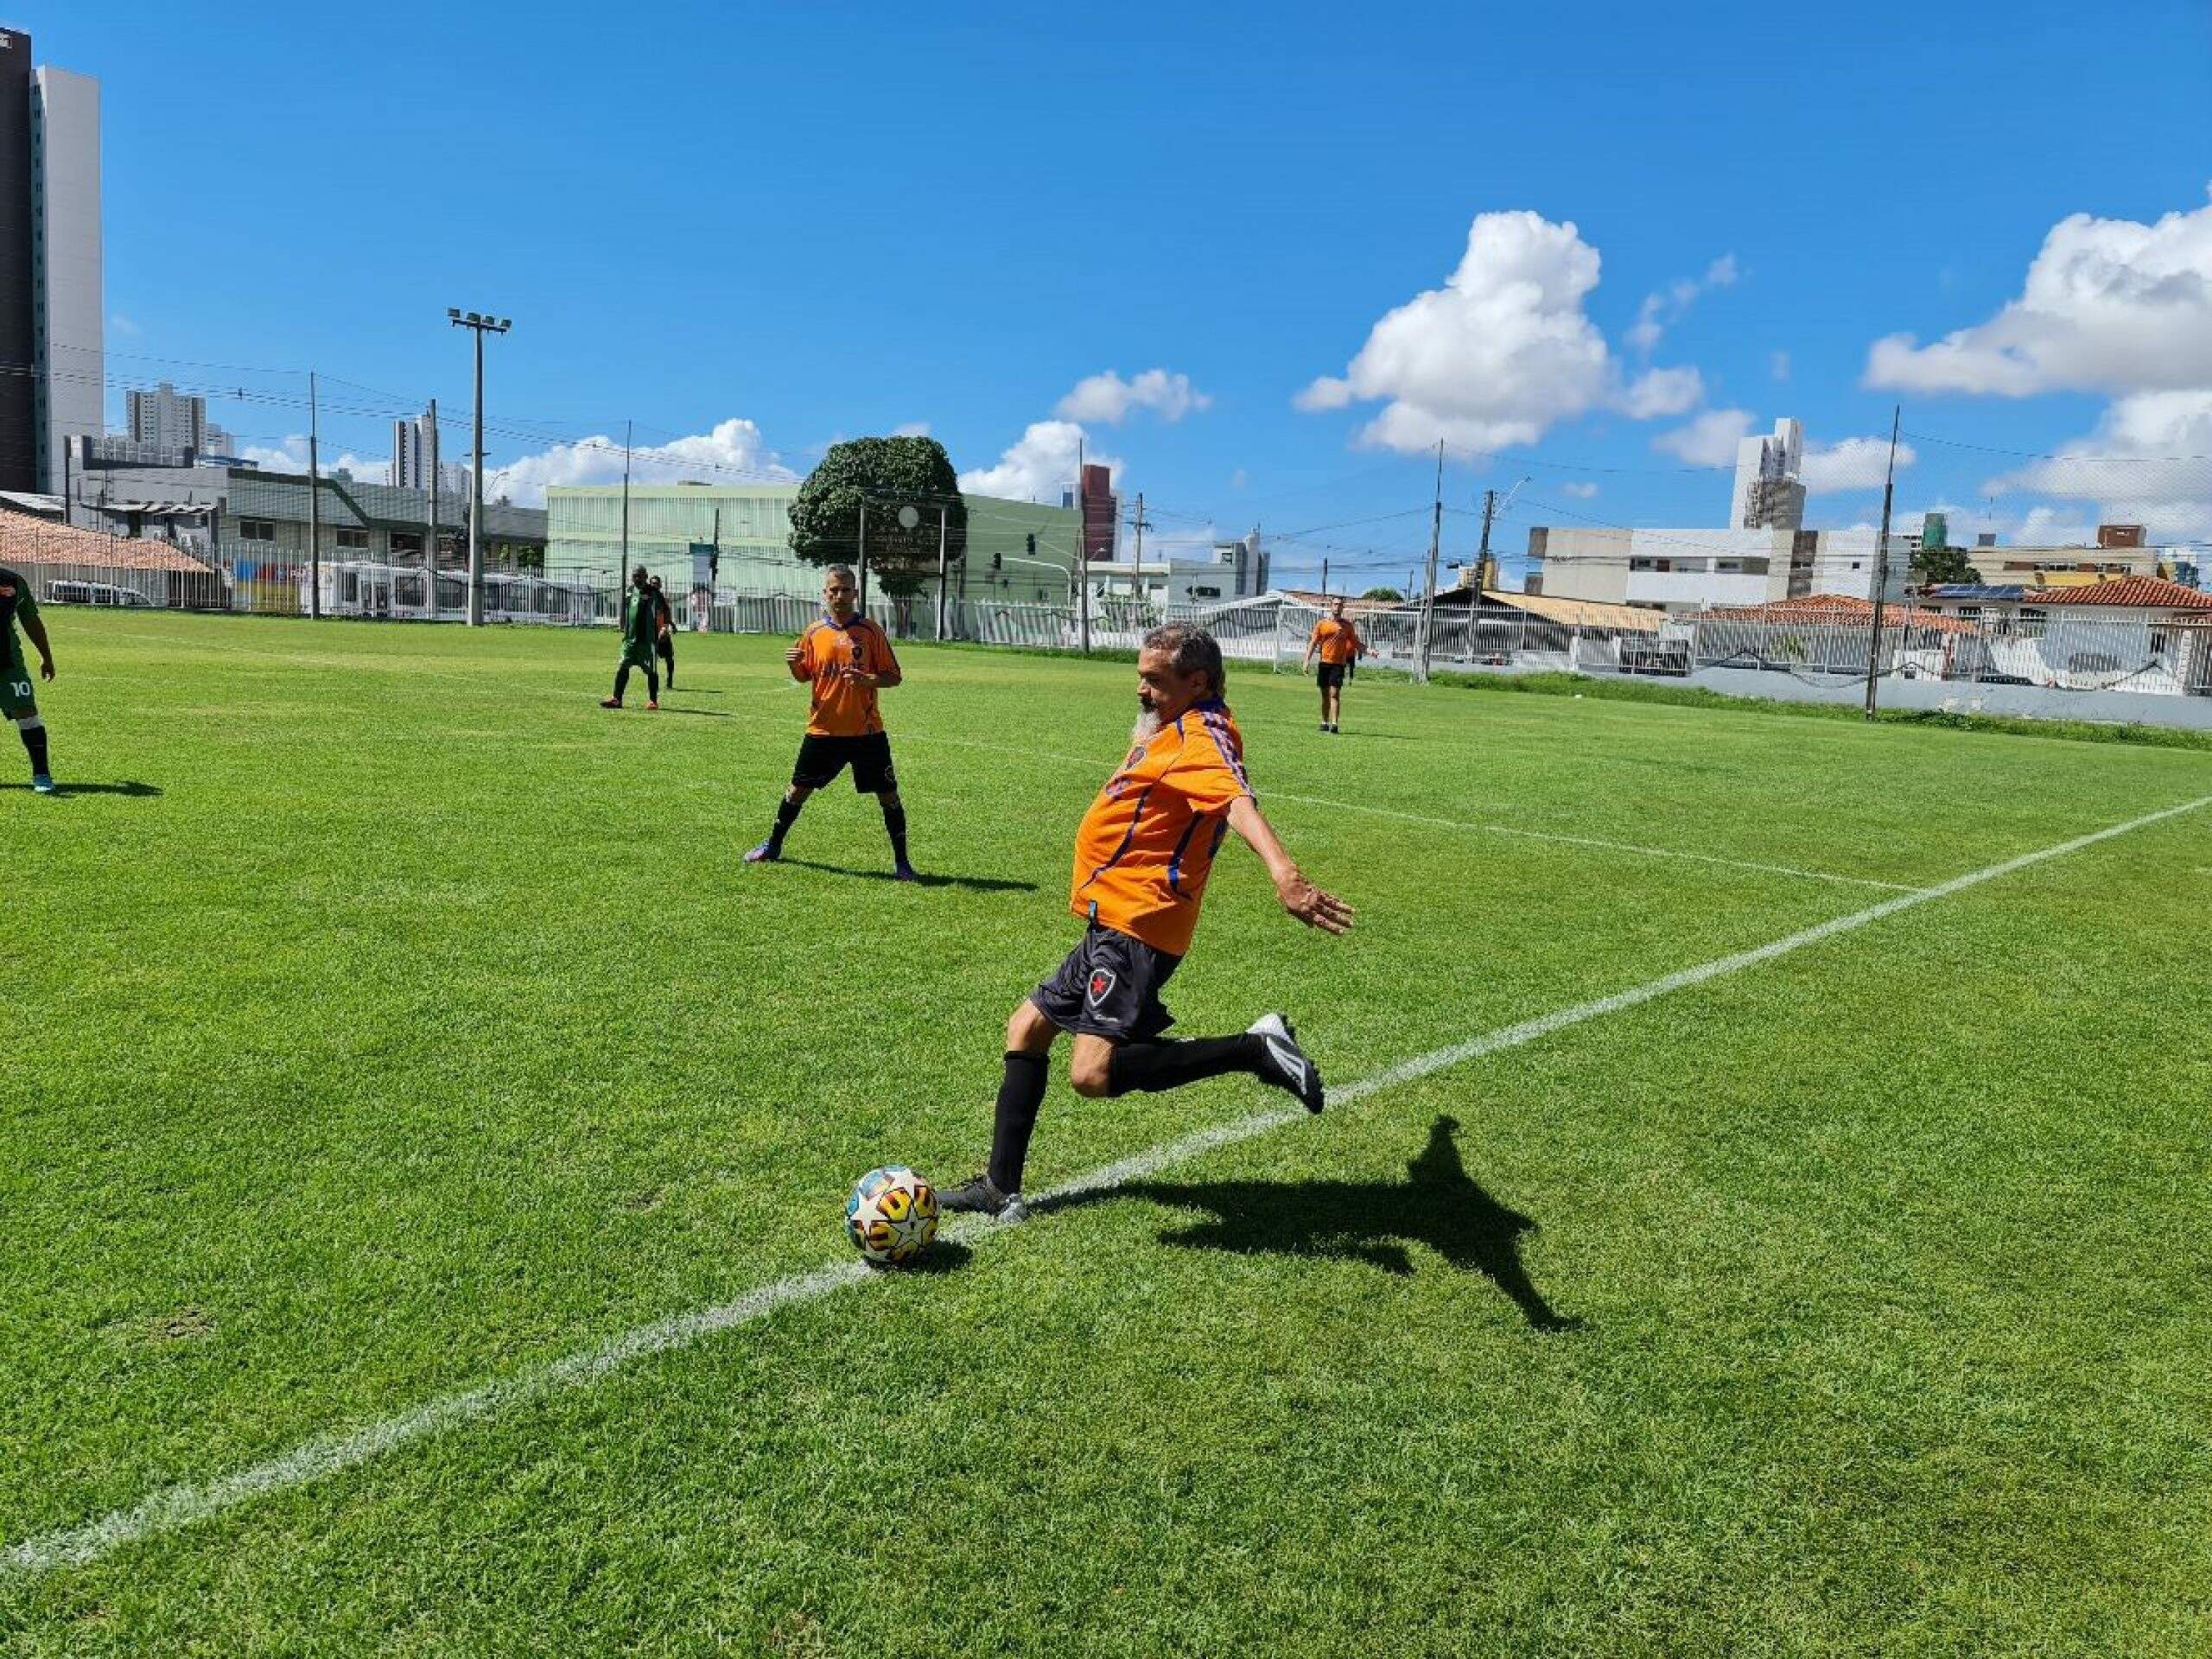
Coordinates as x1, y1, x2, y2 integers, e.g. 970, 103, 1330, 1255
390, 532, 423, 558
238, 518, 275, 542
335, 528, 369, 551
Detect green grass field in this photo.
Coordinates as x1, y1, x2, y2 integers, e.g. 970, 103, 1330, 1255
3, 611, 2209, 1656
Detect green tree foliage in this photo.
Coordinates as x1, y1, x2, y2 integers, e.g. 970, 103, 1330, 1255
1910, 541, 1983, 586
1361, 586, 1405, 602
788, 436, 968, 598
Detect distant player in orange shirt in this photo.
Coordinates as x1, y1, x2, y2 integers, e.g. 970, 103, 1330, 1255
743, 565, 917, 880
939, 623, 1353, 1222
1300, 595, 1363, 733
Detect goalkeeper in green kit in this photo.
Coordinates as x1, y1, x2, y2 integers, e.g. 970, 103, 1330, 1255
599, 565, 665, 710
1, 564, 56, 792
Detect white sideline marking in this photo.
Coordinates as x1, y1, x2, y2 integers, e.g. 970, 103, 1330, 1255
6, 790, 2204, 1577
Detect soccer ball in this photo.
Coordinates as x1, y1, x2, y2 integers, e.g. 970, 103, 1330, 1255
845, 1166, 938, 1266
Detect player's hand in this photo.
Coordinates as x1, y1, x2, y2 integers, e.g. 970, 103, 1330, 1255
1276, 869, 1354, 935
842, 666, 879, 688
40, 658, 54, 681
785, 645, 805, 667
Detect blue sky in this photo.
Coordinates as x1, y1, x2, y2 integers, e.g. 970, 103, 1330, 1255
36, 0, 2212, 586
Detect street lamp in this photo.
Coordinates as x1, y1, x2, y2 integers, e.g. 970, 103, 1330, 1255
447, 308, 512, 626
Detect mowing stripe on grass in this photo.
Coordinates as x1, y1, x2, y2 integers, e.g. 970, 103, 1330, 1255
7, 789, 2203, 1578
86, 626, 1916, 893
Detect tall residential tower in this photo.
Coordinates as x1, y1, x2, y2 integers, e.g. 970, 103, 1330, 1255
0, 29, 101, 494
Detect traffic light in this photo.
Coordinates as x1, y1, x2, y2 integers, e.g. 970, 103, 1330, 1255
1025, 533, 1036, 556
991, 550, 1001, 573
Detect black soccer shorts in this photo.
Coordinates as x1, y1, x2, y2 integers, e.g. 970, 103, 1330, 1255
1031, 924, 1183, 1042
1317, 662, 1348, 690
791, 731, 898, 794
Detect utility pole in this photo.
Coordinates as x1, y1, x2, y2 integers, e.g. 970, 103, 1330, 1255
1125, 492, 1152, 598
1477, 487, 1497, 592
1077, 435, 1090, 653
307, 370, 322, 619
1863, 404, 1903, 721
1415, 441, 1444, 682
935, 501, 951, 641
856, 499, 868, 613
620, 418, 632, 572
425, 398, 440, 619
1320, 556, 1329, 597
448, 308, 512, 627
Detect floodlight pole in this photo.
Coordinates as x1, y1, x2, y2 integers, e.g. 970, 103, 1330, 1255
448, 308, 512, 627
1862, 405, 1902, 721
425, 397, 440, 620
935, 503, 950, 642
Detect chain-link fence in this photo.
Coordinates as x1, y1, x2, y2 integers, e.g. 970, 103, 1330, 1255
12, 517, 2210, 718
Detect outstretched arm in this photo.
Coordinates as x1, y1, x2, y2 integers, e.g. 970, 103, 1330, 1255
1226, 794, 1353, 935
22, 613, 54, 679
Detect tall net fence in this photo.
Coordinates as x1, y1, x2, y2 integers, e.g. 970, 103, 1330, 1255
11, 515, 2210, 715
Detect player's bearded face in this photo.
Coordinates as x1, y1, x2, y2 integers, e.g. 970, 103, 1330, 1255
1134, 647, 1204, 739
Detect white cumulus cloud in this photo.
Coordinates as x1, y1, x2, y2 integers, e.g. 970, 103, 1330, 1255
1802, 435, 1916, 493
1651, 408, 1755, 466
1296, 211, 1707, 454
485, 418, 796, 506
1865, 191, 2212, 396
1625, 253, 1739, 354
1984, 389, 2212, 541
1560, 480, 1599, 499
957, 419, 1122, 502
1056, 368, 1211, 425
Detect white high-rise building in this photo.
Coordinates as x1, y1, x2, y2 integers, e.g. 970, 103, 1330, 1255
1729, 417, 1804, 530
127, 381, 210, 452
390, 406, 467, 494
5, 29, 102, 495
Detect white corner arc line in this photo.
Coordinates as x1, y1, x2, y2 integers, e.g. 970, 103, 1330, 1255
6, 791, 2205, 1578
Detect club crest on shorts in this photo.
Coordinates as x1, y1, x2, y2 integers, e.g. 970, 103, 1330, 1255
1086, 968, 1117, 1006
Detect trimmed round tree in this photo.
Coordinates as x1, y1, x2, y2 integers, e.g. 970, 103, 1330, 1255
788, 435, 969, 599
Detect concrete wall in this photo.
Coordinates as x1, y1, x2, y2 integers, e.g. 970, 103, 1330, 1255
1687, 665, 2212, 732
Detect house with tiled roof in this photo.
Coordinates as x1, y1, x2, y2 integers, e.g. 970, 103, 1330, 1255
1917, 577, 2212, 696
0, 514, 224, 607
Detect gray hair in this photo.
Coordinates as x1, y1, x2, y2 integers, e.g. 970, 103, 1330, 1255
1142, 622, 1226, 698
823, 563, 857, 586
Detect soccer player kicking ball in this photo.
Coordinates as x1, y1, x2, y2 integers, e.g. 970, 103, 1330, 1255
1, 565, 57, 792
600, 565, 666, 710
744, 564, 917, 880
941, 624, 1353, 1223
1300, 595, 1363, 733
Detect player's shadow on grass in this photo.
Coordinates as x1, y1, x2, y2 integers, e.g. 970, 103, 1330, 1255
777, 857, 1037, 893
1052, 1116, 1580, 1332
0, 779, 162, 798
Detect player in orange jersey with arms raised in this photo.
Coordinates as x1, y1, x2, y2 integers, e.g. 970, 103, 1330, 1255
744, 564, 917, 880
939, 623, 1352, 1221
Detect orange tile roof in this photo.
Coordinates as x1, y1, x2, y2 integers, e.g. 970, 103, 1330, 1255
2027, 575, 2212, 610
1705, 593, 1978, 634
0, 516, 213, 575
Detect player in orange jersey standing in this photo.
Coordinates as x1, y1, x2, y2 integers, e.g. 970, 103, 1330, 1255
939, 623, 1352, 1222
744, 564, 917, 880
1300, 594, 1363, 733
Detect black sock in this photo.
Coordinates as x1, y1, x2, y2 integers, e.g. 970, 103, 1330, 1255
20, 721, 48, 774
988, 1051, 1050, 1193
1106, 1034, 1262, 1097
646, 668, 660, 701
881, 799, 910, 866
766, 795, 802, 853
613, 664, 631, 700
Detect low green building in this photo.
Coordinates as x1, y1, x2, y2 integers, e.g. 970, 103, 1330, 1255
545, 482, 1083, 607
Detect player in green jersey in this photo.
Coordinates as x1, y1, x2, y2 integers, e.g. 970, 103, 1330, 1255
599, 565, 665, 710
0, 565, 56, 792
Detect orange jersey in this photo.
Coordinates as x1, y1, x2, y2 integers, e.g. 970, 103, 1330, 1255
792, 615, 899, 736
1309, 616, 1361, 664
1070, 700, 1255, 956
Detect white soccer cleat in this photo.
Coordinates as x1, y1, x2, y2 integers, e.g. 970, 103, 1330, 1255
1249, 1012, 1325, 1114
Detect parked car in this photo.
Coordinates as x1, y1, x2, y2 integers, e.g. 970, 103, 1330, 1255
46, 580, 153, 607
1619, 639, 1691, 677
